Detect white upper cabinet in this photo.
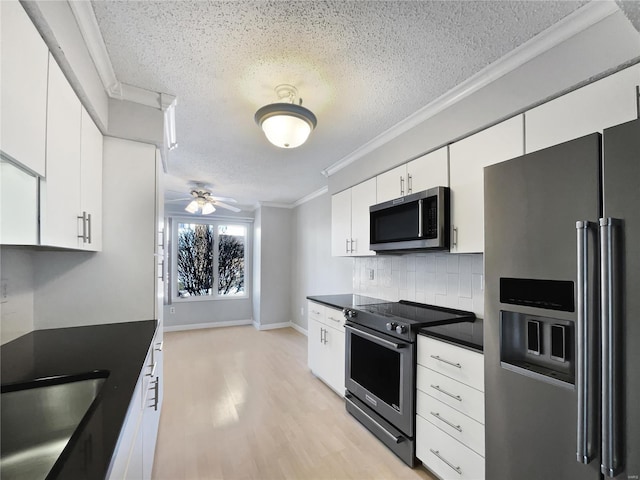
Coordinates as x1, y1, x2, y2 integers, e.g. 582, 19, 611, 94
79, 108, 103, 251
40, 55, 82, 249
376, 164, 407, 203
331, 178, 376, 256
526, 64, 640, 153
350, 178, 376, 256
376, 146, 449, 203
0, 162, 38, 245
331, 188, 352, 256
449, 115, 524, 253
406, 146, 449, 193
0, 0, 49, 176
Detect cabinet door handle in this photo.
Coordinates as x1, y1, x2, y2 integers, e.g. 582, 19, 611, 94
346, 238, 350, 254
77, 212, 88, 243
155, 341, 164, 352
149, 377, 159, 411
147, 361, 157, 377
400, 176, 405, 196
452, 226, 458, 248
327, 315, 341, 323
87, 213, 92, 244
407, 174, 413, 194
158, 261, 164, 279
430, 384, 462, 402
350, 239, 355, 254
430, 355, 462, 368
430, 411, 462, 432
429, 449, 462, 475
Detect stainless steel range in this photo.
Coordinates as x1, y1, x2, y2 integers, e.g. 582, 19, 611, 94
343, 300, 475, 467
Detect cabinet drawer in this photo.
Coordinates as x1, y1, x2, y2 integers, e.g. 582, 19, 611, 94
418, 335, 484, 392
324, 306, 345, 328
308, 301, 325, 323
417, 366, 484, 424
417, 415, 485, 480
417, 389, 485, 456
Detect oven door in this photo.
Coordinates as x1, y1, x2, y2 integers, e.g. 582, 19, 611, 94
345, 323, 415, 437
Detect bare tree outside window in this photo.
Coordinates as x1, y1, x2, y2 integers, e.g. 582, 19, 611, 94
218, 227, 245, 295
175, 222, 247, 299
177, 224, 213, 297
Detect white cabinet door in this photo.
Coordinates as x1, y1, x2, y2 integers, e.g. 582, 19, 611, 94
325, 324, 345, 395
407, 146, 449, 193
0, 0, 48, 176
308, 317, 326, 379
376, 164, 407, 203
0, 162, 38, 245
350, 178, 376, 256
40, 55, 82, 249
331, 188, 351, 256
526, 64, 640, 154
449, 115, 523, 253
79, 108, 103, 251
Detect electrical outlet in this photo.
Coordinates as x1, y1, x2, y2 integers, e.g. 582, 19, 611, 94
1, 279, 7, 301
369, 269, 375, 280
169, 306, 176, 314
300, 307, 304, 317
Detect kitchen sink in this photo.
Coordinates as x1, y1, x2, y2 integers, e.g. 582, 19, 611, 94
0, 371, 108, 480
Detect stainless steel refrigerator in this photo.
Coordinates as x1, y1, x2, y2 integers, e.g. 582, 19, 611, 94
484, 118, 639, 480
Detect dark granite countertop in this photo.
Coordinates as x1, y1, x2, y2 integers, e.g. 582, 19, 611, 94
419, 318, 484, 353
306, 294, 388, 310
0, 320, 157, 479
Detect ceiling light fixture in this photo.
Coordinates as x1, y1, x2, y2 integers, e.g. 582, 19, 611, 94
185, 192, 216, 215
254, 84, 317, 148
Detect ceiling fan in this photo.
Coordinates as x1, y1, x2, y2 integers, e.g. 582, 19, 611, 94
168, 189, 241, 214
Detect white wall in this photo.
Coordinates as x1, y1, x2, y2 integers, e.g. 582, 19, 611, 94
0, 247, 35, 344
252, 205, 293, 328
291, 192, 353, 331
33, 137, 158, 329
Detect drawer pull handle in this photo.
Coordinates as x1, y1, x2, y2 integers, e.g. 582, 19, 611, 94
430, 411, 462, 432
430, 355, 462, 368
430, 449, 462, 475
327, 316, 341, 323
430, 384, 462, 402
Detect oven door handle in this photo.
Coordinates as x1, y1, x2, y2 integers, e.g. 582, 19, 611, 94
345, 325, 407, 349
345, 395, 403, 444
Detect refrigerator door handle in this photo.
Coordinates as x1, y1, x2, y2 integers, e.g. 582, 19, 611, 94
576, 220, 597, 465
600, 217, 621, 478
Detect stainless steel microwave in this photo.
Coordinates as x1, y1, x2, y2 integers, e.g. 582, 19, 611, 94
369, 187, 450, 252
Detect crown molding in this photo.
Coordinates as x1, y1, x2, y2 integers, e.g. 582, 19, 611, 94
69, 1, 175, 109
321, 0, 619, 177
256, 201, 295, 209
293, 186, 328, 207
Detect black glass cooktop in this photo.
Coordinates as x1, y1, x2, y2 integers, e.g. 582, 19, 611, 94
358, 300, 475, 325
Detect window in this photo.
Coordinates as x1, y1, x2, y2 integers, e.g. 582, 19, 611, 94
173, 220, 248, 300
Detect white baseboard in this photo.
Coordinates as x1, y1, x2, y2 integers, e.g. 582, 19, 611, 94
290, 322, 308, 336
252, 321, 295, 331
164, 319, 253, 332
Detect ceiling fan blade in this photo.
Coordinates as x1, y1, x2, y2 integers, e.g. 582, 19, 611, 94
207, 196, 237, 203
213, 201, 241, 213
166, 197, 192, 202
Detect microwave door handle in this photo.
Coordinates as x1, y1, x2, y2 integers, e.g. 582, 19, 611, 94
418, 199, 423, 238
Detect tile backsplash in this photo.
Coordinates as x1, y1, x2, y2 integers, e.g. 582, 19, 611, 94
353, 253, 484, 318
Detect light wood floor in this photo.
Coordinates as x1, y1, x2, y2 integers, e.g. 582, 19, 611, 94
152, 326, 436, 480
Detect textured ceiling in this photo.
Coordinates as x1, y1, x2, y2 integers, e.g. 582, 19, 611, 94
91, 0, 587, 209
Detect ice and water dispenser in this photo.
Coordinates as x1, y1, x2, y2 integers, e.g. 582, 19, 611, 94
499, 278, 576, 388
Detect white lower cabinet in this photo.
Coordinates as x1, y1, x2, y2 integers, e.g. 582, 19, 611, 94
416, 335, 485, 479
307, 301, 345, 396
107, 327, 163, 480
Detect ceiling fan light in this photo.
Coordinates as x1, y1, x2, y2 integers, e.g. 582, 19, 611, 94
201, 202, 216, 215
185, 200, 199, 214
